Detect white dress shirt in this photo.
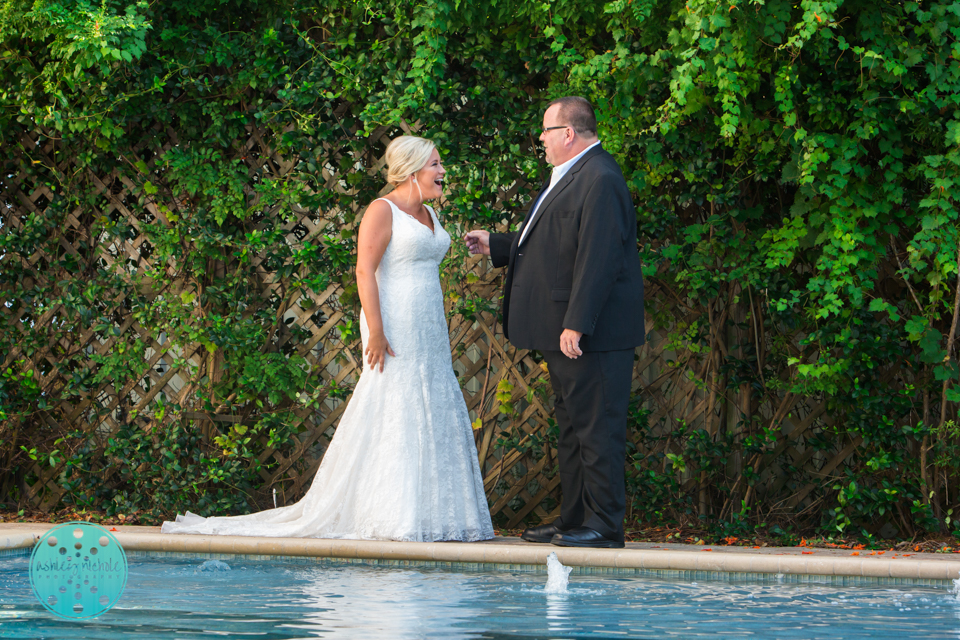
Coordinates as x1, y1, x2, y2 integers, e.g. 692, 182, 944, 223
519, 140, 601, 245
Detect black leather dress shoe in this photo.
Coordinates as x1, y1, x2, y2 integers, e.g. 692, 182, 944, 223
550, 526, 625, 549
521, 521, 575, 543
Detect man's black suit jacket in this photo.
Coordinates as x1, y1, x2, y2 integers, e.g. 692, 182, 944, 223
489, 145, 645, 352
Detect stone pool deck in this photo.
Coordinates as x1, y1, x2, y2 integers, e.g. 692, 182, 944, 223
3, 521, 960, 584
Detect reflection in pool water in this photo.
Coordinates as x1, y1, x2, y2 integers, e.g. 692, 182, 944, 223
1, 554, 960, 639
292, 561, 483, 639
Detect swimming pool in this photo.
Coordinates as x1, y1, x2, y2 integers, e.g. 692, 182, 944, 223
2, 552, 959, 639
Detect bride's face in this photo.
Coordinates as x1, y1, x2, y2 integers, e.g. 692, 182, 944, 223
414, 149, 445, 200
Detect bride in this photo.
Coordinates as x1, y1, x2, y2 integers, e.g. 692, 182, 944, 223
162, 136, 495, 542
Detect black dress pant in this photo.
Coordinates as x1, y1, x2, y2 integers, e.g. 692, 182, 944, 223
541, 348, 634, 541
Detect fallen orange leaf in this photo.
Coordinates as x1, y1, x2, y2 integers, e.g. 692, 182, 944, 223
802, 551, 813, 555
752, 546, 761, 549
703, 548, 712, 552
851, 551, 860, 556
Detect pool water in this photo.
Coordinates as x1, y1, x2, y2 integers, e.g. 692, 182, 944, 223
2, 554, 960, 639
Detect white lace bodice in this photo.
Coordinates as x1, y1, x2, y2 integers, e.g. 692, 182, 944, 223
360, 200, 451, 371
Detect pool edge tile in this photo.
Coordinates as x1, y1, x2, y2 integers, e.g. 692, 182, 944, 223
4, 523, 960, 587
553, 548, 595, 567
804, 558, 838, 576
888, 560, 921, 580
918, 561, 955, 581
828, 557, 865, 577
745, 555, 780, 574
777, 556, 808, 575
694, 552, 726, 572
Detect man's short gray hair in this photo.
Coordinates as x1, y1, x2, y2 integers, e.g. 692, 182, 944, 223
547, 96, 597, 137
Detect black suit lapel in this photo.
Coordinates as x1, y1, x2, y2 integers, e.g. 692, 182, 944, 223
519, 173, 572, 244
510, 179, 550, 260
518, 145, 604, 247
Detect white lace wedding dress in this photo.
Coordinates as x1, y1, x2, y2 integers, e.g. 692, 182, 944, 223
162, 200, 494, 541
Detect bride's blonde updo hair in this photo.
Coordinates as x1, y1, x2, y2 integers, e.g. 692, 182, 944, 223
385, 136, 436, 186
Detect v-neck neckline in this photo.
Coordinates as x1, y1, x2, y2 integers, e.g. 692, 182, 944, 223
383, 199, 435, 235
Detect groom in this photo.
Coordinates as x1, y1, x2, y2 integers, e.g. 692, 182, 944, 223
464, 96, 645, 549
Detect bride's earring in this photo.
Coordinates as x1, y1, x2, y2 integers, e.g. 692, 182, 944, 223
404, 175, 413, 206
412, 174, 424, 203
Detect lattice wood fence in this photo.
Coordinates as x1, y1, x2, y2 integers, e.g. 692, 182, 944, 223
1, 118, 936, 534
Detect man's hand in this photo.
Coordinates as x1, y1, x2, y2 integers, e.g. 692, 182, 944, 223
463, 230, 491, 255
560, 329, 583, 359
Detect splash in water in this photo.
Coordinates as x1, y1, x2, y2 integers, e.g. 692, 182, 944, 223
198, 560, 231, 572
545, 552, 572, 594
952, 573, 960, 600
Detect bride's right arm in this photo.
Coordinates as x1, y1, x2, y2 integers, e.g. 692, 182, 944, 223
356, 200, 395, 371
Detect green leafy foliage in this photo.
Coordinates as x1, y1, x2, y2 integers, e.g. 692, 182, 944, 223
1, 0, 958, 537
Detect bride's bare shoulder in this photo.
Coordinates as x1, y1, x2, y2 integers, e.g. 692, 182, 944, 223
360, 198, 393, 227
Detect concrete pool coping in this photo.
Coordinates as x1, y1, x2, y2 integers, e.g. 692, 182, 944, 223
3, 522, 960, 584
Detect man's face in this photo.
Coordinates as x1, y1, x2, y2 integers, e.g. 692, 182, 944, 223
539, 104, 570, 166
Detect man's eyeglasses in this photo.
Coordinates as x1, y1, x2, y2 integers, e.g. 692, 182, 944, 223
540, 125, 570, 134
